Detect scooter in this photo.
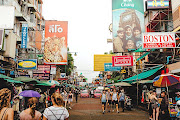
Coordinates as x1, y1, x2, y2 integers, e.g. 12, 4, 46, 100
125, 96, 132, 111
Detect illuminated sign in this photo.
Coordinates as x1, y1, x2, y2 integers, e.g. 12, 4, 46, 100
18, 59, 37, 69
147, 0, 169, 9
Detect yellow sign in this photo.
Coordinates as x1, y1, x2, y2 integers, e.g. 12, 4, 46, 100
94, 54, 114, 71
121, 69, 126, 73
18, 61, 36, 68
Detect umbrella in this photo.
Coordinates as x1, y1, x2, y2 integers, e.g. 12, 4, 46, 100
153, 74, 180, 87
105, 87, 110, 90
19, 90, 41, 97
48, 80, 60, 85
112, 82, 132, 87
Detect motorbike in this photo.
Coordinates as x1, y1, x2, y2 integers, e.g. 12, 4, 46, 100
125, 96, 132, 111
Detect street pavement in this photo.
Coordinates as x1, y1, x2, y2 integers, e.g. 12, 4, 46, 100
69, 97, 149, 120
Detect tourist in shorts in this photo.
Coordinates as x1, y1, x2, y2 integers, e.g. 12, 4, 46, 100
112, 89, 119, 113
68, 91, 73, 109
100, 90, 107, 114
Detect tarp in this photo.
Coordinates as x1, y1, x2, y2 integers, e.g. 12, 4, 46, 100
14, 76, 39, 83
111, 82, 132, 87
118, 66, 163, 83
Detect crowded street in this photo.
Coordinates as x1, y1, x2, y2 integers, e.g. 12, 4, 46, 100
1, 0, 180, 120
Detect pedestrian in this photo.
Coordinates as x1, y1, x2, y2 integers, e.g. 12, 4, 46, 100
148, 90, 153, 120
151, 90, 159, 120
39, 92, 46, 109
67, 91, 73, 109
74, 89, 78, 103
100, 90, 107, 114
175, 92, 180, 102
12, 96, 20, 113
61, 90, 68, 108
0, 88, 14, 120
159, 91, 170, 120
112, 89, 119, 113
43, 93, 69, 120
107, 89, 112, 112
119, 89, 126, 112
20, 97, 41, 120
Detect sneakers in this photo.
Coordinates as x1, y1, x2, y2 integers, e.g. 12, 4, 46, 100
117, 111, 119, 113
103, 111, 105, 114
112, 110, 114, 112
69, 107, 72, 109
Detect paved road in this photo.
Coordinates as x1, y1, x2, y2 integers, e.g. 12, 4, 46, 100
69, 97, 149, 120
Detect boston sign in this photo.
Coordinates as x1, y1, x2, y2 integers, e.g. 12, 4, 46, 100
142, 32, 176, 49
112, 56, 133, 67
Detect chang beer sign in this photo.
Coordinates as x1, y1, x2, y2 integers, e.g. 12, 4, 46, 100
112, 0, 144, 52
17, 59, 37, 69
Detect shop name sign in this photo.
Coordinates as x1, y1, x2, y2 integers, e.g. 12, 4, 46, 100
121, 0, 134, 8
112, 56, 133, 67
17, 59, 37, 69
49, 25, 63, 33
147, 0, 169, 9
143, 32, 176, 49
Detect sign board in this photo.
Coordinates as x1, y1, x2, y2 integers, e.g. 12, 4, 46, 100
142, 32, 176, 49
60, 73, 66, 78
17, 59, 37, 69
113, 0, 144, 52
50, 65, 56, 74
21, 24, 28, 48
0, 29, 4, 49
94, 54, 114, 71
147, 0, 169, 9
104, 63, 121, 71
121, 69, 126, 73
0, 6, 15, 29
112, 56, 133, 67
33, 65, 50, 74
44, 21, 68, 65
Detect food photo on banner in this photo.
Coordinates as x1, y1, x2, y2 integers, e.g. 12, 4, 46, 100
44, 21, 68, 65
112, 0, 145, 52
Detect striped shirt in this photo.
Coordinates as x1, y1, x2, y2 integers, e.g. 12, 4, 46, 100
43, 106, 69, 120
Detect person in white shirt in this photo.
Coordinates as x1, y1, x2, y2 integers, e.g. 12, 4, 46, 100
43, 93, 69, 120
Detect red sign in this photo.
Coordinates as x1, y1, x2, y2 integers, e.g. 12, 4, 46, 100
143, 32, 176, 49
112, 56, 133, 67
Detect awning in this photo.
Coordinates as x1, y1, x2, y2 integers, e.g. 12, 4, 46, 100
136, 49, 156, 61
112, 82, 132, 87
118, 66, 163, 83
131, 80, 153, 84
15, 10, 26, 21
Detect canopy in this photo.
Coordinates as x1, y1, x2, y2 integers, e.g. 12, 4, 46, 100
119, 66, 163, 83
112, 82, 132, 87
0, 74, 13, 79
14, 76, 39, 83
132, 80, 153, 84
36, 82, 54, 87
5, 79, 23, 84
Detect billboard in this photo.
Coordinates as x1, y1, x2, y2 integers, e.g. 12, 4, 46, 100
21, 24, 28, 48
104, 63, 121, 72
112, 56, 133, 67
0, 29, 4, 49
0, 6, 15, 29
94, 54, 114, 71
44, 21, 68, 65
142, 32, 176, 49
33, 65, 50, 80
147, 0, 169, 9
113, 0, 144, 52
17, 59, 37, 69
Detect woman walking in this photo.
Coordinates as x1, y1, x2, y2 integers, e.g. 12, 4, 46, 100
112, 89, 119, 113
67, 91, 73, 109
100, 90, 107, 114
151, 91, 159, 120
20, 97, 41, 120
43, 93, 69, 120
61, 90, 68, 108
0, 88, 14, 120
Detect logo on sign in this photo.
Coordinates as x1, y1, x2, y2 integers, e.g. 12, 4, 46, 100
18, 61, 36, 68
49, 25, 63, 33
121, 0, 134, 7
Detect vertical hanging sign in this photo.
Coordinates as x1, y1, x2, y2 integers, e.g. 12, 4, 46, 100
21, 24, 28, 48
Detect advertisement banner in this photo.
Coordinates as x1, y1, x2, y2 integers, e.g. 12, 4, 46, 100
21, 24, 28, 48
113, 0, 144, 52
0, 29, 4, 49
104, 63, 121, 72
142, 32, 176, 49
94, 54, 114, 71
44, 21, 68, 65
17, 59, 37, 69
112, 56, 133, 67
147, 0, 169, 9
33, 65, 50, 74
50, 65, 56, 74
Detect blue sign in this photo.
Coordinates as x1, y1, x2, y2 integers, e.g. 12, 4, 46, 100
21, 24, 28, 48
17, 59, 37, 69
104, 63, 121, 72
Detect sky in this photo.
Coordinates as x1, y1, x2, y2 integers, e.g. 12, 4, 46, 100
42, 0, 113, 83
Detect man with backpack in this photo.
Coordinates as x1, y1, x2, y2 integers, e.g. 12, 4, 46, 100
119, 89, 126, 112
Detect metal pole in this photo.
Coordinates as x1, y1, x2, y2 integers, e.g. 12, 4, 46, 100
137, 72, 138, 106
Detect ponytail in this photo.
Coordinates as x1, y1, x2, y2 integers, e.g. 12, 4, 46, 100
28, 97, 38, 118
51, 93, 63, 106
